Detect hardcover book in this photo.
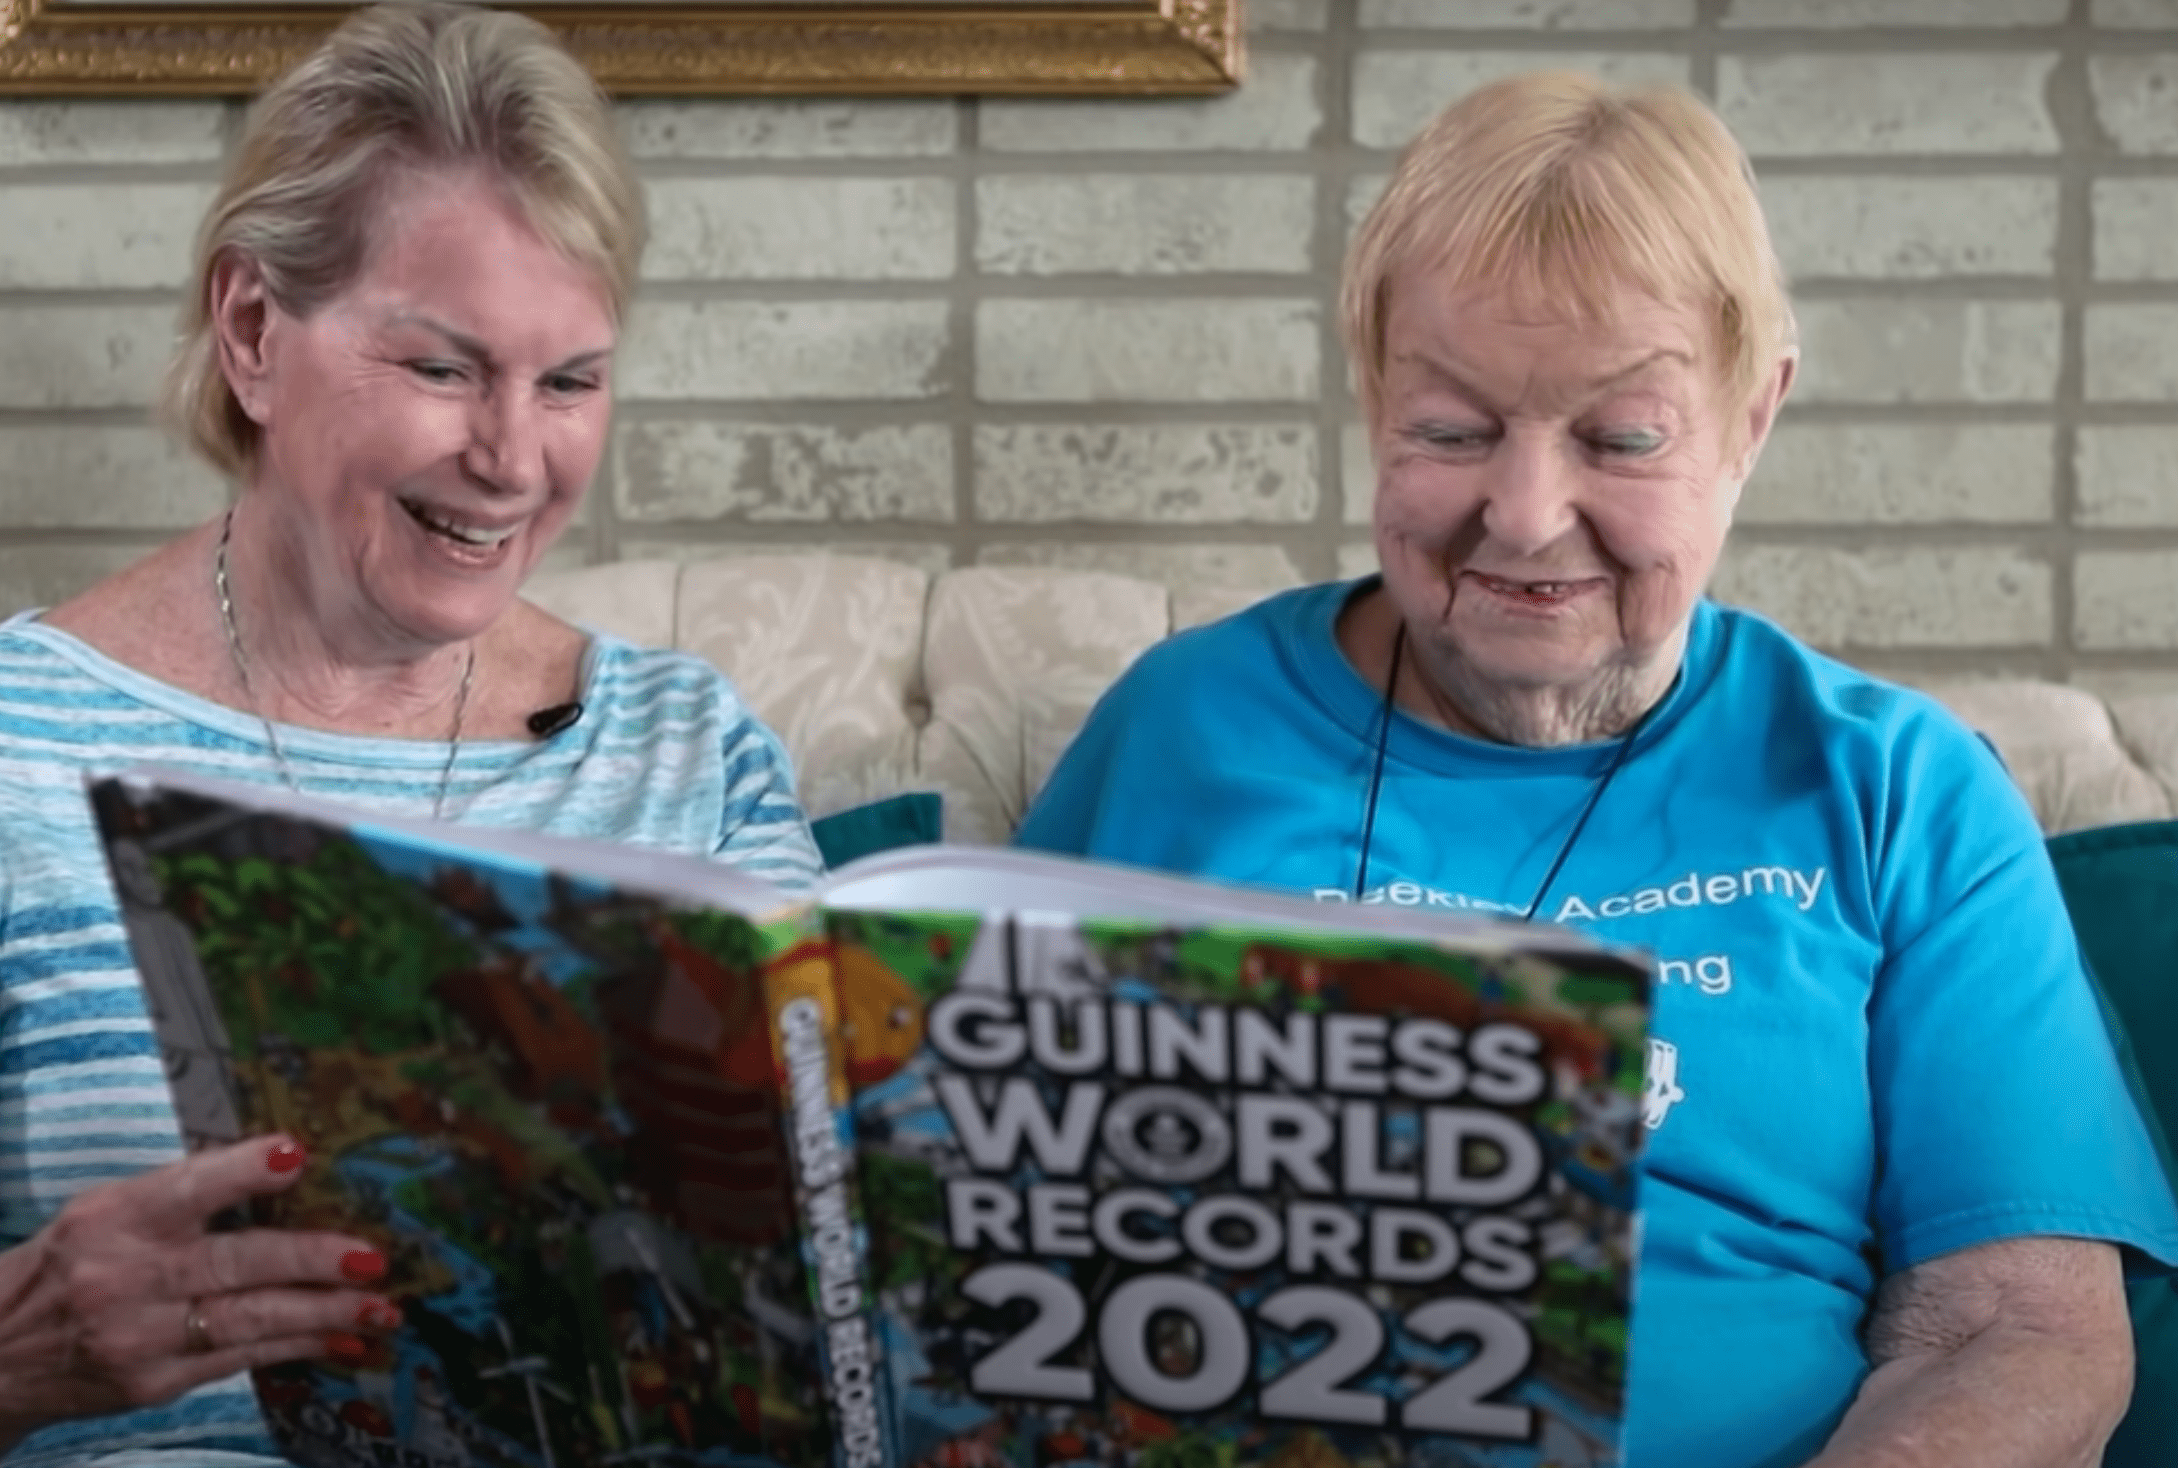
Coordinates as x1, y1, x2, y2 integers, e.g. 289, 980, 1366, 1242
91, 769, 1652, 1468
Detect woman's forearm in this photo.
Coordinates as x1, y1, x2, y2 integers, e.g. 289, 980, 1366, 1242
1805, 1238, 2131, 1468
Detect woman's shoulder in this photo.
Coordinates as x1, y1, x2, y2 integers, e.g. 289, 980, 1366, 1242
1704, 600, 2005, 768
553, 621, 778, 749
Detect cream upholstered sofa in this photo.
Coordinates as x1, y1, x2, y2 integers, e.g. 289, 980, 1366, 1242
524, 553, 2178, 846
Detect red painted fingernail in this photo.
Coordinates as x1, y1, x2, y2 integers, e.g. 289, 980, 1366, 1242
339, 1249, 385, 1283
356, 1301, 401, 1331
267, 1140, 306, 1174
325, 1332, 368, 1364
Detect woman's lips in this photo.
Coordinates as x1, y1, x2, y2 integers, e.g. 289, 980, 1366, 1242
1465, 571, 1605, 608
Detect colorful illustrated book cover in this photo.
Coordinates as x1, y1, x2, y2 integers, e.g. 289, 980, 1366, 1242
91, 771, 1650, 1468
91, 773, 892, 1468
822, 894, 1650, 1468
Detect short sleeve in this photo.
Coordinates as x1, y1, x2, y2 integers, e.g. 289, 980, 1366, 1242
1867, 713, 2178, 1271
714, 714, 825, 894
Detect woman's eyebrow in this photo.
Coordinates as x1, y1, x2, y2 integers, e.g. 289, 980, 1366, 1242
1586, 347, 1691, 391
384, 310, 489, 360
384, 311, 611, 373
1391, 346, 1689, 407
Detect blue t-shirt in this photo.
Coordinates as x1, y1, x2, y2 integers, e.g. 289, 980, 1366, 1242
1017, 580, 2178, 1468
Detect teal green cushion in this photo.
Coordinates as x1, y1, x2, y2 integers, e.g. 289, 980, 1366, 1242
2046, 819, 2178, 1468
809, 792, 942, 869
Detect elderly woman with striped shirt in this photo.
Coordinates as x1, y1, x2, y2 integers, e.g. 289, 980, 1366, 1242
0, 5, 819, 1460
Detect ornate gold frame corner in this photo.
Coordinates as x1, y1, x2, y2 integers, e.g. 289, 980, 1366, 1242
0, 1, 1244, 97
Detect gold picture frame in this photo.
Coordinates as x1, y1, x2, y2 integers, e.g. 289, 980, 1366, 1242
0, 0, 1243, 96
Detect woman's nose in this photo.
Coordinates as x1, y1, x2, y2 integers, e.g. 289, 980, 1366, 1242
464, 392, 547, 497
1478, 438, 1579, 556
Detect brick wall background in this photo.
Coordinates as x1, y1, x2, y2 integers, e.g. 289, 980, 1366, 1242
2, 0, 2176, 691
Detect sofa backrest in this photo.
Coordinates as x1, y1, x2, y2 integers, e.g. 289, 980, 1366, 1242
527, 554, 1268, 843
526, 553, 2178, 843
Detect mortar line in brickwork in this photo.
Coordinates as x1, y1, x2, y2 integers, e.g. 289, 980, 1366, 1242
1312, 0, 1361, 584
1690, 0, 1722, 97
1731, 525, 2107, 548
0, 164, 227, 187
0, 528, 179, 548
0, 408, 173, 428
1785, 278, 2067, 300
1763, 405, 2064, 425
609, 402, 1321, 425
950, 93, 977, 566
963, 153, 1327, 175
2047, 2, 2098, 684
0, 287, 188, 308
1747, 158, 2067, 175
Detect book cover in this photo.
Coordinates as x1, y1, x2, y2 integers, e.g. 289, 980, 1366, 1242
821, 894, 1649, 1468
93, 774, 893, 1468
92, 771, 1650, 1468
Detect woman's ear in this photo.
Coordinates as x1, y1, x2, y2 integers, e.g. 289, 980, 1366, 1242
1732, 351, 1798, 485
209, 251, 276, 426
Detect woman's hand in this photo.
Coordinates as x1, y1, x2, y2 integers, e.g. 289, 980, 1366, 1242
0, 1134, 400, 1454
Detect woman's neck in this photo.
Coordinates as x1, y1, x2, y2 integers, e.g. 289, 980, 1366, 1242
218, 505, 475, 738
1339, 586, 1682, 749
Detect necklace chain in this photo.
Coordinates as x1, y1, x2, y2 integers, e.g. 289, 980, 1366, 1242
214, 508, 473, 820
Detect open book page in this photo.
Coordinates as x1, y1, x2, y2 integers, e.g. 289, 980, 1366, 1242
823, 844, 1612, 958
108, 764, 804, 919
92, 770, 873, 1468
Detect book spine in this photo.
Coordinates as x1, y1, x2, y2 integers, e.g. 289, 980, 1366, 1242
761, 922, 900, 1468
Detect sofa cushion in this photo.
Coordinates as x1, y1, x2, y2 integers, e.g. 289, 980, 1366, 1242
1922, 680, 2172, 834
520, 558, 679, 652
673, 555, 929, 821
919, 567, 1171, 844
2044, 820, 2178, 1468
810, 791, 943, 868
2109, 694, 2178, 819
525, 555, 931, 821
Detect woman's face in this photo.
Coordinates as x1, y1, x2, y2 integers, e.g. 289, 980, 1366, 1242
1371, 271, 1782, 715
233, 167, 616, 655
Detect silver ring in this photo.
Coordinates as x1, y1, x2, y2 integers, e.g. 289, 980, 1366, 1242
183, 1300, 213, 1355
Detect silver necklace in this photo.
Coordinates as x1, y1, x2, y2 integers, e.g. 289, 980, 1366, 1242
214, 508, 474, 820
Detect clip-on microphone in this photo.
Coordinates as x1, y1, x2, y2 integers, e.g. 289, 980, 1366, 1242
527, 701, 583, 738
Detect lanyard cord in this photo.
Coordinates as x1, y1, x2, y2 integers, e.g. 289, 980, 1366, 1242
1353, 621, 1406, 900
1351, 623, 1659, 921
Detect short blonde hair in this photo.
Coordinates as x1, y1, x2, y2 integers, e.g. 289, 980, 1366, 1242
1341, 71, 1794, 428
163, 0, 645, 477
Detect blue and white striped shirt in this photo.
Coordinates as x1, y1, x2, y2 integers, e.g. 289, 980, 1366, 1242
0, 612, 822, 1464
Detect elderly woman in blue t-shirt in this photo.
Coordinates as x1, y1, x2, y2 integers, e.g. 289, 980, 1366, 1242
0, 4, 818, 1459
1019, 72, 2178, 1467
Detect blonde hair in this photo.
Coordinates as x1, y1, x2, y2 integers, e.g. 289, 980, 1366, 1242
1341, 71, 1794, 428
163, 0, 645, 477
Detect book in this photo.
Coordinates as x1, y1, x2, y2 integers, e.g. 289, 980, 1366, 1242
90, 768, 1653, 1468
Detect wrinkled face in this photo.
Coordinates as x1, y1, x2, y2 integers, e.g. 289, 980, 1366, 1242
1372, 273, 1764, 706
239, 168, 616, 652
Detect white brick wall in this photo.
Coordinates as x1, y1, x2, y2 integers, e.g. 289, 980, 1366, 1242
975, 300, 1320, 403
3, 2, 2177, 682
975, 176, 1315, 276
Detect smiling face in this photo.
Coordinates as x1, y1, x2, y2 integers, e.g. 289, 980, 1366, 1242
1368, 270, 1787, 742
228, 166, 616, 661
